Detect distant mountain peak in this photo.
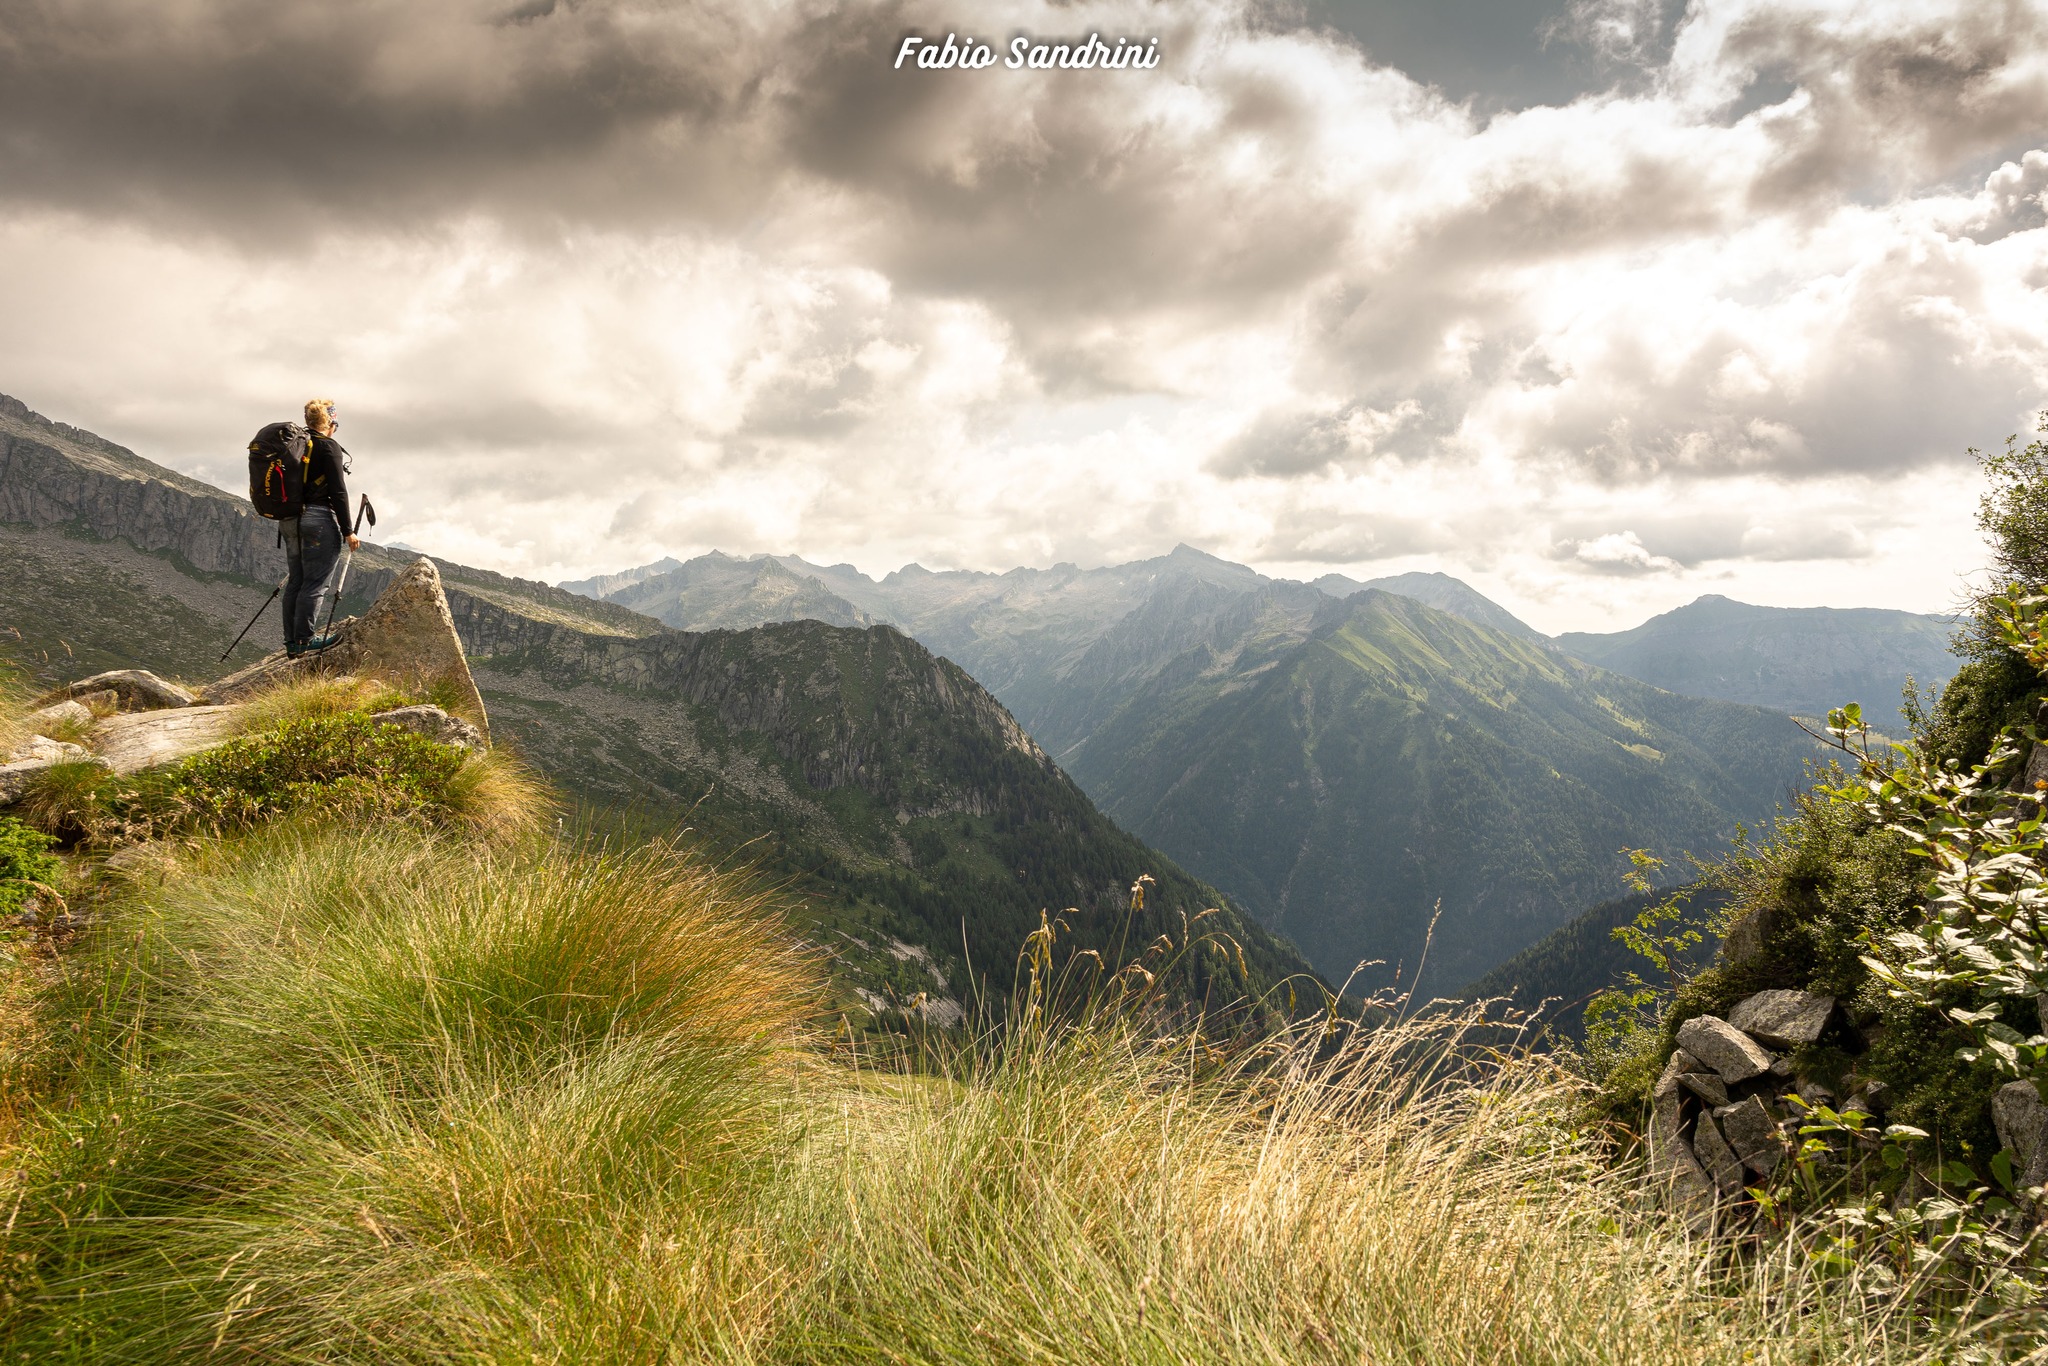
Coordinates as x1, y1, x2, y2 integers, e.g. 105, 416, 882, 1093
1329, 570, 1545, 643
1555, 597, 1961, 732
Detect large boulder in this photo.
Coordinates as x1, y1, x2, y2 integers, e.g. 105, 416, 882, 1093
1675, 1015, 1775, 1084
1728, 990, 1835, 1049
32, 669, 196, 713
89, 706, 243, 776
205, 558, 489, 741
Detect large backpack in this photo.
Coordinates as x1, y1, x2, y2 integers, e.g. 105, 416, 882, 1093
247, 422, 311, 520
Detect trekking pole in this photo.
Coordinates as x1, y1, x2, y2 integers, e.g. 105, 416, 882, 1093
221, 576, 286, 662
314, 496, 376, 650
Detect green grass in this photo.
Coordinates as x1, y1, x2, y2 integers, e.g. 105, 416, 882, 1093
13, 710, 549, 850
0, 826, 821, 1362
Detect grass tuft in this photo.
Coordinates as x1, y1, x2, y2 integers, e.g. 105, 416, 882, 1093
0, 826, 822, 1360
441, 745, 554, 843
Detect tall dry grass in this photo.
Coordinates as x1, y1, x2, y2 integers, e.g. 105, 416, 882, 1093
765, 1008, 1962, 1366
0, 660, 32, 760
0, 819, 2011, 1363
229, 673, 415, 734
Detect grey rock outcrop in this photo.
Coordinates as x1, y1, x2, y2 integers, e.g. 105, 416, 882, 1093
1676, 1015, 1775, 1084
1692, 1110, 1748, 1196
368, 705, 483, 752
1679, 1071, 1729, 1108
0, 749, 108, 803
207, 559, 489, 741
32, 668, 196, 713
1715, 1097, 1784, 1177
1649, 1053, 1716, 1216
1728, 989, 1834, 1048
1993, 1081, 2048, 1198
1717, 906, 1778, 971
89, 706, 243, 776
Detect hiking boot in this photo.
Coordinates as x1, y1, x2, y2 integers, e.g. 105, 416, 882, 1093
302, 633, 340, 653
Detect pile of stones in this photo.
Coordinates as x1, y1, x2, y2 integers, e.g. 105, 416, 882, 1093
1651, 988, 1865, 1217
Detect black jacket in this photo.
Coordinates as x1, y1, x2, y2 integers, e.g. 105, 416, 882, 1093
305, 435, 352, 527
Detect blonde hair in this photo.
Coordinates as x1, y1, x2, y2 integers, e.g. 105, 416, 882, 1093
303, 398, 337, 435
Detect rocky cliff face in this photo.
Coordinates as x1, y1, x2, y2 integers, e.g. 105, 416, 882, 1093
0, 393, 653, 643
0, 395, 278, 581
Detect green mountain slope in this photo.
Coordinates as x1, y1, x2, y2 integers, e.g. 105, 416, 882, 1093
1069, 590, 1818, 993
0, 391, 1315, 1021
1555, 594, 1960, 733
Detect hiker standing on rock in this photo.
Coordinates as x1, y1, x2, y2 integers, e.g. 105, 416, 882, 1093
246, 398, 359, 657
282, 399, 359, 656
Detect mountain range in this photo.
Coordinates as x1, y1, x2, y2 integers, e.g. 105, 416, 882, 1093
0, 392, 1310, 1024
557, 548, 1951, 991
0, 387, 1962, 999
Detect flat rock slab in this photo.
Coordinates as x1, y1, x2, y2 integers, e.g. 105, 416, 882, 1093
90, 706, 243, 776
1729, 990, 1835, 1048
1676, 1015, 1775, 1084
34, 668, 196, 713
207, 559, 488, 743
8, 736, 91, 765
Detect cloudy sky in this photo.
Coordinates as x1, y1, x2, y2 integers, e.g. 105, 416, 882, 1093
2, 0, 2044, 631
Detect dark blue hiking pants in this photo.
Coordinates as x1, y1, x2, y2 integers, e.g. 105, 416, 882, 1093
281, 507, 343, 650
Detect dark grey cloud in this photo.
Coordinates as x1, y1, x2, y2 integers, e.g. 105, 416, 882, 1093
0, 0, 793, 236
1712, 0, 2048, 202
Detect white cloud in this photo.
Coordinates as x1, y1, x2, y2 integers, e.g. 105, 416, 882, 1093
0, 0, 2040, 626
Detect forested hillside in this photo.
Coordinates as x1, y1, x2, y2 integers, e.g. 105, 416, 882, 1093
1072, 590, 1816, 993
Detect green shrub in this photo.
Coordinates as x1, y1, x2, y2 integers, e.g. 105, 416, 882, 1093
19, 713, 486, 847
0, 817, 57, 918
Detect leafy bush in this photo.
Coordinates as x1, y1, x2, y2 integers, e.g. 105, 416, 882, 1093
0, 817, 57, 918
